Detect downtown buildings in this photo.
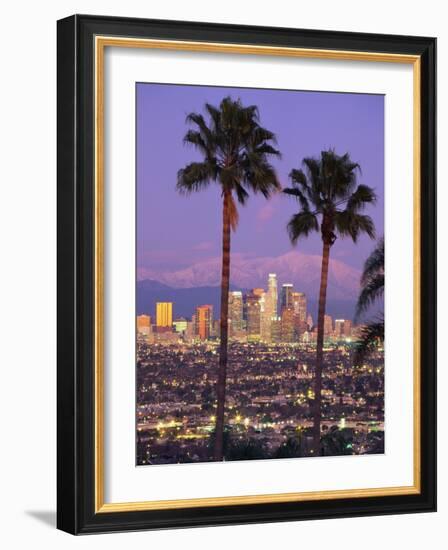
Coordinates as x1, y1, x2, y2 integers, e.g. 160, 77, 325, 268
156, 302, 172, 327
228, 291, 244, 337
194, 304, 213, 340
137, 273, 355, 346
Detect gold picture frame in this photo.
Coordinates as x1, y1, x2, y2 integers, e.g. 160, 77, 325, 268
57, 15, 436, 534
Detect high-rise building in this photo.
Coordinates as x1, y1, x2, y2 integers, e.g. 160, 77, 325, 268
137, 314, 151, 334
173, 318, 188, 333
281, 283, 294, 310
292, 313, 304, 339
245, 291, 261, 337
228, 291, 243, 336
307, 313, 314, 330
271, 316, 281, 343
334, 319, 344, 339
344, 319, 353, 338
156, 302, 173, 327
332, 319, 353, 340
292, 291, 307, 322
281, 307, 295, 342
195, 305, 213, 340
324, 314, 333, 337
259, 273, 278, 342
267, 273, 278, 317
259, 291, 271, 342
212, 319, 220, 339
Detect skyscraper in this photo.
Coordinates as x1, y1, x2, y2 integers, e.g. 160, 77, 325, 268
344, 319, 353, 338
281, 283, 294, 310
228, 291, 243, 336
195, 305, 213, 340
324, 314, 333, 337
259, 291, 271, 342
156, 302, 173, 327
245, 291, 261, 338
267, 273, 278, 317
271, 316, 281, 343
334, 319, 344, 339
292, 291, 307, 322
281, 307, 295, 342
137, 314, 151, 334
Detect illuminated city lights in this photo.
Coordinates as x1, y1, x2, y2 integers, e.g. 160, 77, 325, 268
136, 275, 384, 465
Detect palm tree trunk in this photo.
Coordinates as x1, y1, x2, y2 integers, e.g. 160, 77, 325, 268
214, 190, 232, 461
312, 239, 331, 456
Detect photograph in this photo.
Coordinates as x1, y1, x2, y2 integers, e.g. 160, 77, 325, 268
0, 0, 440, 542
135, 83, 385, 465
53, 10, 436, 536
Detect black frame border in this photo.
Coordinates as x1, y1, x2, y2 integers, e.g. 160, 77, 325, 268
57, 14, 436, 535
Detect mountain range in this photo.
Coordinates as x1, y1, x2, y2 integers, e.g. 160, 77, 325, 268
136, 250, 373, 321
137, 250, 362, 300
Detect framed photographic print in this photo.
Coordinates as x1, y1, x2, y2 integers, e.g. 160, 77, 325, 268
57, 14, 436, 534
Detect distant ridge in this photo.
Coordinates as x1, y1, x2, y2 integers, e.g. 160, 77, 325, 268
137, 250, 361, 301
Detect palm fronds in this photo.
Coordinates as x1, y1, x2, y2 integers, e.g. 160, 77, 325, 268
354, 238, 385, 363
361, 237, 384, 286
353, 318, 384, 364
287, 212, 319, 244
356, 273, 384, 318
177, 96, 281, 225
283, 149, 376, 246
355, 238, 384, 321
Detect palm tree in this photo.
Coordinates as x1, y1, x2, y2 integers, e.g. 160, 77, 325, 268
177, 97, 281, 460
354, 238, 384, 363
283, 150, 376, 456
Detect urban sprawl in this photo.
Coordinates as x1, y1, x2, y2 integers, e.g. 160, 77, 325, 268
137, 273, 384, 464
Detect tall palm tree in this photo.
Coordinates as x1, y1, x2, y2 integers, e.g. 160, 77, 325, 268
283, 150, 376, 456
177, 97, 281, 460
354, 238, 385, 363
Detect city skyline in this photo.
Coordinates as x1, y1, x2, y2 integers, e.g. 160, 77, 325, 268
136, 84, 385, 465
137, 272, 359, 346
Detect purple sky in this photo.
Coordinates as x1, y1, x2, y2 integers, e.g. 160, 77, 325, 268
136, 83, 384, 289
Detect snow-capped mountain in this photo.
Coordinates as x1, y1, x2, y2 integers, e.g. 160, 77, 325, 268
137, 250, 361, 299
